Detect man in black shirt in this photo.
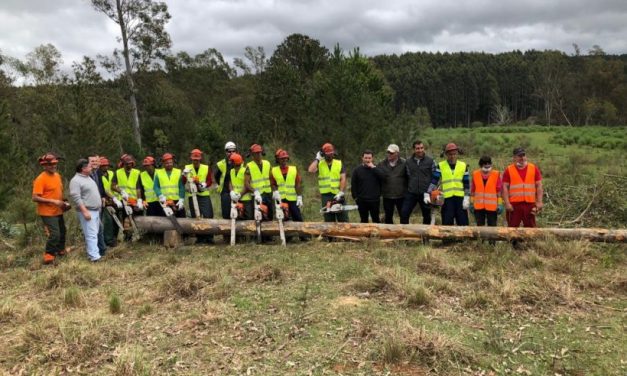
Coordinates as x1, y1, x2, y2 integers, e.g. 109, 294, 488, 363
351, 150, 384, 223
400, 140, 435, 224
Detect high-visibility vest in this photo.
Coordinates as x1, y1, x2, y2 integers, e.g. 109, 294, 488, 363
507, 163, 537, 203
216, 159, 227, 193
472, 170, 499, 211
116, 168, 140, 200
230, 166, 251, 201
272, 166, 298, 202
156, 168, 182, 200
439, 161, 466, 198
184, 163, 210, 197
140, 171, 158, 203
247, 160, 271, 194
101, 170, 116, 197
318, 159, 342, 194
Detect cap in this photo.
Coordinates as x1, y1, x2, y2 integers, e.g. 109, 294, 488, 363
190, 148, 203, 160
445, 143, 458, 153
229, 152, 244, 166
513, 147, 526, 156
321, 143, 335, 155
386, 144, 400, 153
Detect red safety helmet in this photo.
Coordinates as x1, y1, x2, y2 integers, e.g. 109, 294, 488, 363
229, 152, 244, 166
142, 156, 156, 166
161, 153, 175, 162
321, 143, 335, 155
190, 148, 203, 160
444, 143, 458, 153
275, 149, 290, 160
249, 144, 264, 154
38, 152, 59, 165
99, 157, 110, 167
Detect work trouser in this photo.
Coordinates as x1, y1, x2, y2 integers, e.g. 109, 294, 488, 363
356, 198, 381, 223
474, 209, 497, 227
220, 191, 231, 220
383, 197, 404, 224
321, 193, 349, 223
441, 196, 469, 226
41, 215, 66, 255
102, 207, 118, 247
146, 201, 163, 216
400, 192, 431, 224
97, 211, 106, 255
189, 195, 214, 243
284, 201, 303, 222
507, 202, 536, 228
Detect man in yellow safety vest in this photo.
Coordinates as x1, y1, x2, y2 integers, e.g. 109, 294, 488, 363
183, 148, 214, 244
308, 142, 348, 222
154, 153, 185, 218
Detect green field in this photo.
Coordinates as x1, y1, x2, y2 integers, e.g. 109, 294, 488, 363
0, 126, 625, 375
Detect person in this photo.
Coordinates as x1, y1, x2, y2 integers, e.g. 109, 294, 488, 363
99, 157, 120, 247
427, 143, 470, 226
88, 154, 107, 255
139, 156, 162, 216
351, 150, 384, 223
308, 142, 348, 222
470, 156, 503, 229
215, 141, 237, 220
245, 144, 274, 222
183, 149, 214, 244
111, 154, 142, 240
377, 144, 407, 224
502, 147, 543, 228
155, 153, 186, 218
228, 152, 253, 219
270, 149, 304, 223
69, 159, 103, 262
32, 152, 70, 265
400, 140, 435, 224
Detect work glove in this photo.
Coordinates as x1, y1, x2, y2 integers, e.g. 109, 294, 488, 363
296, 195, 303, 209
315, 151, 323, 161
182, 167, 191, 175
497, 204, 504, 215
254, 190, 262, 204
462, 196, 470, 210
272, 190, 281, 201
137, 199, 144, 210
230, 191, 241, 202
423, 193, 431, 205
176, 198, 185, 210
112, 197, 123, 209
124, 205, 133, 216
120, 190, 129, 201
158, 194, 167, 205
199, 182, 208, 191
334, 191, 345, 201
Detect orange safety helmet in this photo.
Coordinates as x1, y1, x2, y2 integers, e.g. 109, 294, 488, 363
229, 152, 244, 166
321, 143, 335, 155
119, 153, 136, 168
444, 143, 458, 153
38, 152, 59, 165
275, 149, 289, 160
190, 148, 203, 160
161, 153, 175, 162
142, 156, 156, 166
99, 157, 110, 167
249, 143, 264, 154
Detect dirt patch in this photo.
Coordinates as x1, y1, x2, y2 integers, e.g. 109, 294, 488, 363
332, 296, 363, 309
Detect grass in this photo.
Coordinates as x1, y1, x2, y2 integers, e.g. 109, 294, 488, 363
0, 238, 624, 375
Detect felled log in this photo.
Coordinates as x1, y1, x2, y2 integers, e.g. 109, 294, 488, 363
133, 217, 627, 243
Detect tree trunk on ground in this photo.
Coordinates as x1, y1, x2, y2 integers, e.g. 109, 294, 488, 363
134, 217, 627, 243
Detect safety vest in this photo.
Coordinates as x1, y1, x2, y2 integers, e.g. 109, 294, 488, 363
156, 168, 182, 200
184, 163, 210, 197
230, 166, 251, 201
101, 170, 116, 197
247, 160, 271, 194
116, 168, 140, 200
507, 163, 537, 203
439, 161, 466, 198
318, 159, 342, 194
472, 170, 499, 211
216, 159, 227, 193
272, 166, 298, 202
140, 171, 158, 203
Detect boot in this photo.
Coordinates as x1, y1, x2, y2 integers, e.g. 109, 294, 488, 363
43, 252, 55, 265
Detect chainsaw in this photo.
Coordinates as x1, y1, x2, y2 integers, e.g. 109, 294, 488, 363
274, 198, 286, 247
122, 197, 140, 240
319, 199, 358, 214
230, 200, 240, 246
429, 189, 444, 226
160, 199, 184, 234
184, 172, 201, 219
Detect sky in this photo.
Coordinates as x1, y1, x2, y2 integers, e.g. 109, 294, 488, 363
1, 0, 626, 73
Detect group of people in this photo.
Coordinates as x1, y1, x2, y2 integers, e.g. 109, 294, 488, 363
32, 140, 543, 263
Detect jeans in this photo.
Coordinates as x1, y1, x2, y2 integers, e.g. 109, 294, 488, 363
383, 197, 404, 224
97, 213, 106, 256
356, 199, 381, 223
77, 210, 101, 261
441, 196, 469, 226
400, 192, 431, 224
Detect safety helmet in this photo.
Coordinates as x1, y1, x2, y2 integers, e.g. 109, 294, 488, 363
321, 143, 335, 155
38, 152, 59, 165
229, 152, 244, 166
444, 143, 458, 153
190, 148, 203, 160
142, 156, 156, 166
99, 157, 110, 167
161, 153, 175, 162
249, 143, 264, 154
224, 141, 237, 151
275, 149, 289, 160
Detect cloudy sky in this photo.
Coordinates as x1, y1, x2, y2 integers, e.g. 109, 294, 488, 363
1, 0, 626, 71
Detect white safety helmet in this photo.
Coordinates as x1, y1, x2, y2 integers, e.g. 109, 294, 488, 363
224, 141, 236, 151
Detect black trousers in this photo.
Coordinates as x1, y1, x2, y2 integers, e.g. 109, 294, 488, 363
189, 195, 214, 243
357, 199, 381, 223
383, 197, 404, 224
441, 196, 469, 226
41, 215, 66, 255
400, 192, 431, 224
220, 192, 231, 219
474, 209, 497, 226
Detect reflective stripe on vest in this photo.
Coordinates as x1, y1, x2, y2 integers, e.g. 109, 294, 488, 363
247, 160, 271, 193
439, 160, 466, 198
185, 163, 210, 197
156, 168, 182, 200
101, 170, 116, 197
472, 170, 499, 211
140, 171, 157, 203
230, 166, 251, 201
116, 168, 140, 200
271, 166, 298, 202
318, 159, 342, 194
507, 163, 536, 203
217, 160, 227, 193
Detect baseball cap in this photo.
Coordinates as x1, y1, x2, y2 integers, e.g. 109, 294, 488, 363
386, 144, 400, 153
513, 147, 526, 156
